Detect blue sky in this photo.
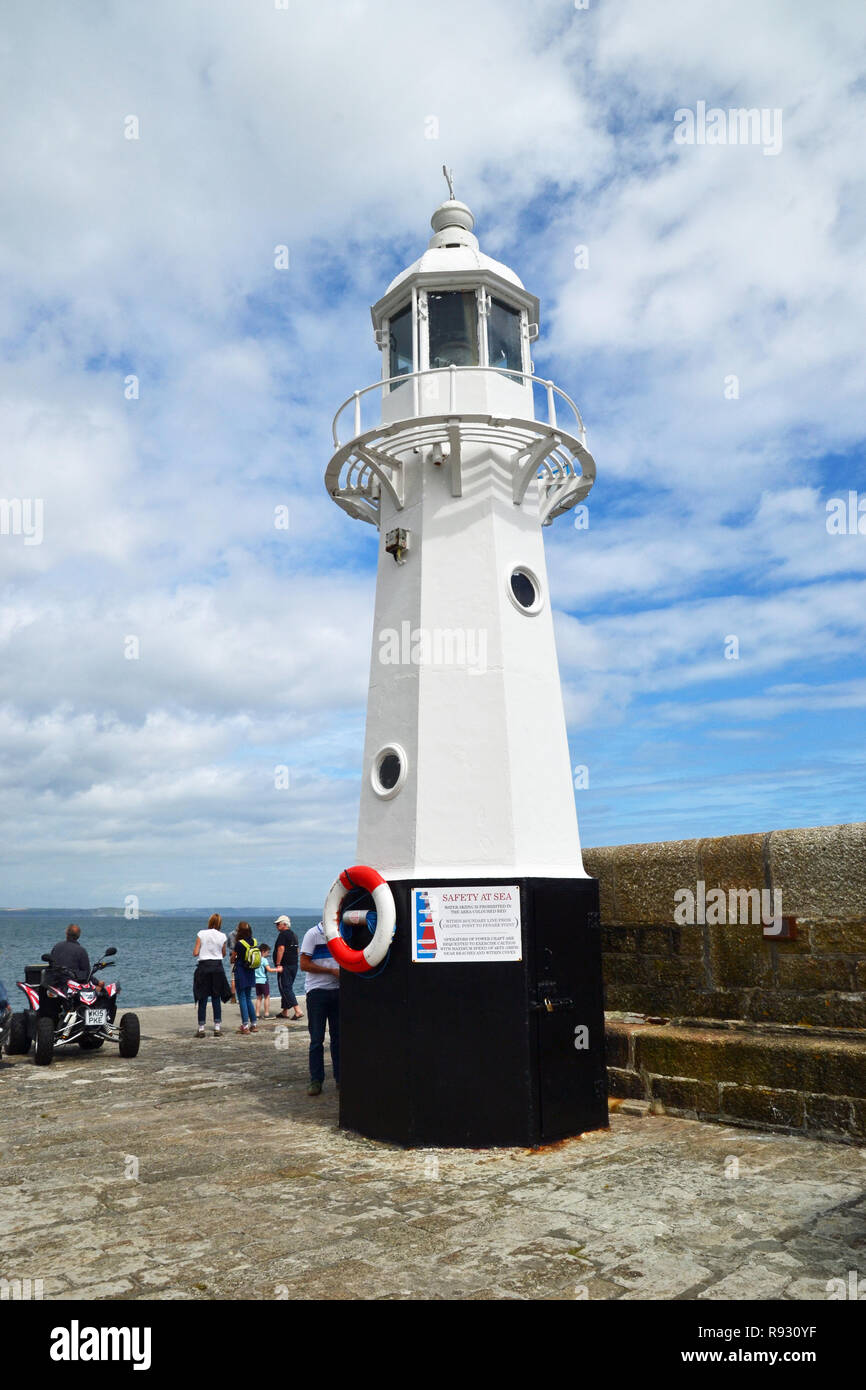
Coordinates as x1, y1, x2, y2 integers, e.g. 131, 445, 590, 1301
0, 0, 863, 907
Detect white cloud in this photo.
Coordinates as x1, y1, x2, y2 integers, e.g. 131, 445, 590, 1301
0, 0, 863, 901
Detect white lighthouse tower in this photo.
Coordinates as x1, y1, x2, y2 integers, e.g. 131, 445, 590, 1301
325, 179, 607, 1148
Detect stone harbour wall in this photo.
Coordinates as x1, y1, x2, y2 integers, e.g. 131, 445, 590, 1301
584, 822, 866, 1028
583, 823, 866, 1142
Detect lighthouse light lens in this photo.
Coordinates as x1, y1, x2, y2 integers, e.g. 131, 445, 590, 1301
428, 291, 478, 368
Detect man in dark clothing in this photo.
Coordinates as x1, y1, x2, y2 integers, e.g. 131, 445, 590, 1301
46, 923, 90, 987
273, 915, 302, 1019
39, 923, 109, 1022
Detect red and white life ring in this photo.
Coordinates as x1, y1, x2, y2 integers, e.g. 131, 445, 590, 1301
322, 864, 396, 974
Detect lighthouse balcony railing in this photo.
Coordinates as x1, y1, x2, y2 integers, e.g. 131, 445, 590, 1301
332, 366, 587, 451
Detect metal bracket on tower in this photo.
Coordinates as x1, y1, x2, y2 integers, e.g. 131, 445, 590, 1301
446, 421, 462, 497
329, 490, 379, 525
513, 436, 556, 507
355, 444, 404, 512
539, 474, 590, 527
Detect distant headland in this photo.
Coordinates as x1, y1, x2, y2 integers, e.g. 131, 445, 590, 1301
0, 907, 319, 918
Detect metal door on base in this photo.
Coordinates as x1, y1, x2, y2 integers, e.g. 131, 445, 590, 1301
532, 884, 608, 1143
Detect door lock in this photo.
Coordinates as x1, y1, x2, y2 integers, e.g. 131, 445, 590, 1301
531, 996, 574, 1014
546, 996, 573, 1013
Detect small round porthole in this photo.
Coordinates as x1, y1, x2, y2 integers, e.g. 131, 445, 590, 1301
371, 743, 408, 799
507, 566, 543, 614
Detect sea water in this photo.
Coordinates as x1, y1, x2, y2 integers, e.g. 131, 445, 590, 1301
0, 912, 320, 1008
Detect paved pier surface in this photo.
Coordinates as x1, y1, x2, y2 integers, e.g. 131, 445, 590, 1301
2, 1003, 864, 1300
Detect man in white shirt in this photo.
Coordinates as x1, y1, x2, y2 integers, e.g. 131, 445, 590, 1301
299, 921, 340, 1097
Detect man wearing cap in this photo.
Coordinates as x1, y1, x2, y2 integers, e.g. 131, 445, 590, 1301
273, 915, 302, 1020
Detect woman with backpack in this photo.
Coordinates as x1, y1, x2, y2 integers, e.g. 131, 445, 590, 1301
230, 921, 260, 1034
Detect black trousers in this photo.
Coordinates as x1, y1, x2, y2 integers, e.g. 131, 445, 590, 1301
278, 965, 299, 1010
306, 988, 340, 1083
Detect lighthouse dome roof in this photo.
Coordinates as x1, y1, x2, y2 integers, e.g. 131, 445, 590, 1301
384, 197, 525, 296
385, 244, 524, 296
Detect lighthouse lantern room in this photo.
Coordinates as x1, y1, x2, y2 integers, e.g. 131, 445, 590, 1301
323, 179, 607, 1148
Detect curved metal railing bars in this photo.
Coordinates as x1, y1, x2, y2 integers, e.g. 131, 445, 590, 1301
332, 367, 587, 450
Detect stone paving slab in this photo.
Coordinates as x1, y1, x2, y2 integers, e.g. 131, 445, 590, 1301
1, 1003, 864, 1300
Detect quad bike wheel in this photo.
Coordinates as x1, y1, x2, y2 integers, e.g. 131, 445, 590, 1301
118, 1012, 140, 1058
78, 1034, 105, 1050
34, 1017, 55, 1066
7, 1012, 31, 1055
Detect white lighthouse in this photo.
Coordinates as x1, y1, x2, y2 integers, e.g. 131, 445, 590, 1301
328, 189, 595, 881
324, 179, 607, 1148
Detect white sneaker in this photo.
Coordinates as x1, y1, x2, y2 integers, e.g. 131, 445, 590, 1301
196, 1026, 205, 1038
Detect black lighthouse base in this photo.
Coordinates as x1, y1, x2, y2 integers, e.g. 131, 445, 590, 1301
338, 876, 608, 1148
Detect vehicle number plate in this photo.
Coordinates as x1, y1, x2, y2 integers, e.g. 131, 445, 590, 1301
85, 1009, 108, 1026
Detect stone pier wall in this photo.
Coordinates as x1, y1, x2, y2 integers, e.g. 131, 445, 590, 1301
584, 823, 866, 1028
583, 823, 866, 1141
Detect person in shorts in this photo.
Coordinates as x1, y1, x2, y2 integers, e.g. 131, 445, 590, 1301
254, 944, 278, 1020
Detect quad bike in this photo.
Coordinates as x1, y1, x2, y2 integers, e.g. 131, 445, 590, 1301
8, 946, 140, 1066
0, 998, 11, 1058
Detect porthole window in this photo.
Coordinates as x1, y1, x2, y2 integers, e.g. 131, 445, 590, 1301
371, 743, 408, 799
378, 753, 401, 789
507, 566, 543, 615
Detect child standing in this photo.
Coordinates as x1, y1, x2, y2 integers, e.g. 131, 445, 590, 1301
254, 943, 278, 1020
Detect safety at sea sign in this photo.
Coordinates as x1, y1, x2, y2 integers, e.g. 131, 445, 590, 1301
412, 884, 522, 963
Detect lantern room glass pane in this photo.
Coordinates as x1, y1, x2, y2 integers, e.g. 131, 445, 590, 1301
488, 297, 523, 374
428, 291, 478, 367
388, 302, 413, 381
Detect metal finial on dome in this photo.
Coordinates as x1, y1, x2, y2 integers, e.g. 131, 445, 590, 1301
428, 179, 478, 251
